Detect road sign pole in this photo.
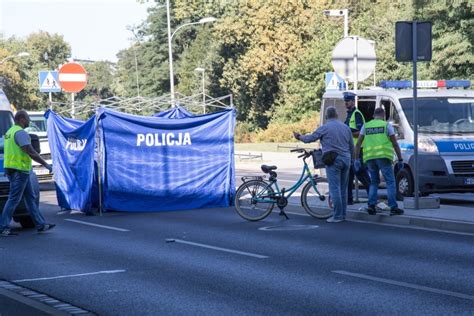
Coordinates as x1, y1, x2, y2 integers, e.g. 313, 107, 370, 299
353, 35, 360, 202
71, 93, 75, 119
412, 21, 419, 210
48, 92, 52, 110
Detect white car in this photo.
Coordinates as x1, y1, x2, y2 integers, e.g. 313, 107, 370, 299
24, 111, 53, 183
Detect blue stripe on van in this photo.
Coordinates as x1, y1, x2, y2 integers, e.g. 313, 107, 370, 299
435, 141, 474, 153
399, 142, 414, 150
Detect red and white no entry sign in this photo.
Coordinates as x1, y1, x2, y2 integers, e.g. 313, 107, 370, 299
58, 63, 87, 93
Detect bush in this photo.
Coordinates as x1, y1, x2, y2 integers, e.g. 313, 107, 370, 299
235, 121, 259, 143
248, 112, 320, 143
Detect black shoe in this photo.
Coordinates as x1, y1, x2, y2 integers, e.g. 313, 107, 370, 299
367, 205, 377, 215
390, 207, 404, 216
348, 199, 354, 205
37, 224, 56, 233
1, 228, 18, 237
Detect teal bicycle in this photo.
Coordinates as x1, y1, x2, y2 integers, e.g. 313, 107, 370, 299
234, 148, 332, 221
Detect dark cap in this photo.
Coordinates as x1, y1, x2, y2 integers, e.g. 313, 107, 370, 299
343, 92, 356, 101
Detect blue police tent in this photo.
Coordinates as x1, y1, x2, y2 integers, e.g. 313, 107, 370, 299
98, 107, 235, 212
153, 105, 194, 119
46, 110, 96, 212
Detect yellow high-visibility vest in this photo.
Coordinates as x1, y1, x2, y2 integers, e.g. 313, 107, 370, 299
363, 119, 394, 162
4, 125, 32, 171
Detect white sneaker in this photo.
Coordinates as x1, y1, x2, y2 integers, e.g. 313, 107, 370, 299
69, 210, 83, 215
377, 202, 390, 211
326, 217, 345, 223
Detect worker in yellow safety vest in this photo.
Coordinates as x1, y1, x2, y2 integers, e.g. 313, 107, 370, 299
0, 110, 55, 237
343, 92, 371, 204
354, 107, 404, 216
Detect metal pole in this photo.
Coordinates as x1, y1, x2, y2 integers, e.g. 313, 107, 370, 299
353, 35, 360, 202
202, 70, 205, 113
343, 9, 349, 37
133, 47, 140, 97
166, 0, 175, 107
48, 92, 52, 110
371, 41, 376, 87
353, 36, 359, 93
412, 21, 419, 209
71, 93, 75, 119
95, 108, 103, 216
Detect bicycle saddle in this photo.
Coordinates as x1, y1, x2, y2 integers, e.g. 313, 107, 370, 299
261, 165, 277, 173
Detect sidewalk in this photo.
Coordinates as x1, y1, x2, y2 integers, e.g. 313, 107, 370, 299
235, 150, 474, 235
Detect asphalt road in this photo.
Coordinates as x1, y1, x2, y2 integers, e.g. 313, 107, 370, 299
1, 189, 473, 315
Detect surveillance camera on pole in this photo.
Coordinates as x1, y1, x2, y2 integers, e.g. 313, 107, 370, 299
323, 9, 345, 16
323, 9, 348, 37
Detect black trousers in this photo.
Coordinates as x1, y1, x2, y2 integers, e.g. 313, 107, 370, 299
348, 150, 371, 202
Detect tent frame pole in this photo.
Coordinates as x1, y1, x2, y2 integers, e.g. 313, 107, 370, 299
95, 108, 104, 216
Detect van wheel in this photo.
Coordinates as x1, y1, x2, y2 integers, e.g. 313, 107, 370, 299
396, 168, 413, 201
15, 216, 35, 229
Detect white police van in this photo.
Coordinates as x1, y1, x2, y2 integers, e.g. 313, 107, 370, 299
25, 111, 53, 183
321, 80, 474, 199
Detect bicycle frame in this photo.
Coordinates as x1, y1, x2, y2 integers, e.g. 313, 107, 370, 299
251, 158, 323, 204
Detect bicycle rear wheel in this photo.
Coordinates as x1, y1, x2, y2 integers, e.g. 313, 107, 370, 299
234, 180, 275, 221
301, 177, 332, 219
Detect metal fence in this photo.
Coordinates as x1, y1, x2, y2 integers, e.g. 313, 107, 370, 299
235, 152, 263, 161
51, 92, 234, 119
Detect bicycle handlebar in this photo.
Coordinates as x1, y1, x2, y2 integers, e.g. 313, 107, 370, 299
291, 148, 316, 159
290, 148, 305, 153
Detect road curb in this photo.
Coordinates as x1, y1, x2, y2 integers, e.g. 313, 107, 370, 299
284, 204, 474, 235
0, 280, 94, 315
347, 209, 474, 235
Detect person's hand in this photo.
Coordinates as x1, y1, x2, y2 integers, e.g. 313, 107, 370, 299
397, 159, 404, 171
354, 160, 361, 172
293, 131, 301, 140
46, 164, 53, 174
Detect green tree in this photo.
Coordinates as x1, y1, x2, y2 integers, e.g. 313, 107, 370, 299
414, 0, 473, 80
1, 31, 71, 110
215, 0, 327, 127
77, 61, 115, 102
115, 4, 180, 98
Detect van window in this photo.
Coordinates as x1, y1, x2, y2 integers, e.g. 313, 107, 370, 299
381, 100, 392, 120
381, 99, 403, 138
322, 98, 346, 123
0, 111, 14, 153
400, 97, 474, 134
25, 115, 47, 133
357, 99, 376, 122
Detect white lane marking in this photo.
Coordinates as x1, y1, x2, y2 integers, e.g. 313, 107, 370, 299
13, 270, 126, 283
333, 270, 474, 301
168, 239, 269, 259
284, 209, 474, 237
58, 73, 86, 82
259, 224, 319, 231
64, 219, 129, 232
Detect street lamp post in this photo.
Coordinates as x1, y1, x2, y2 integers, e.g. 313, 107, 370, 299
195, 67, 205, 112
0, 51, 30, 65
166, 0, 216, 107
323, 9, 349, 38
132, 45, 140, 97
127, 26, 141, 97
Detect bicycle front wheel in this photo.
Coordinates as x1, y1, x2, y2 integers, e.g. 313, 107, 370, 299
234, 180, 275, 221
301, 177, 333, 219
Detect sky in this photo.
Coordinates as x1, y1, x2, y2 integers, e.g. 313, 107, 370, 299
0, 0, 155, 62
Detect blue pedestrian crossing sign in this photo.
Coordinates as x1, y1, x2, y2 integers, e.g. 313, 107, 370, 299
325, 72, 346, 91
39, 71, 61, 93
